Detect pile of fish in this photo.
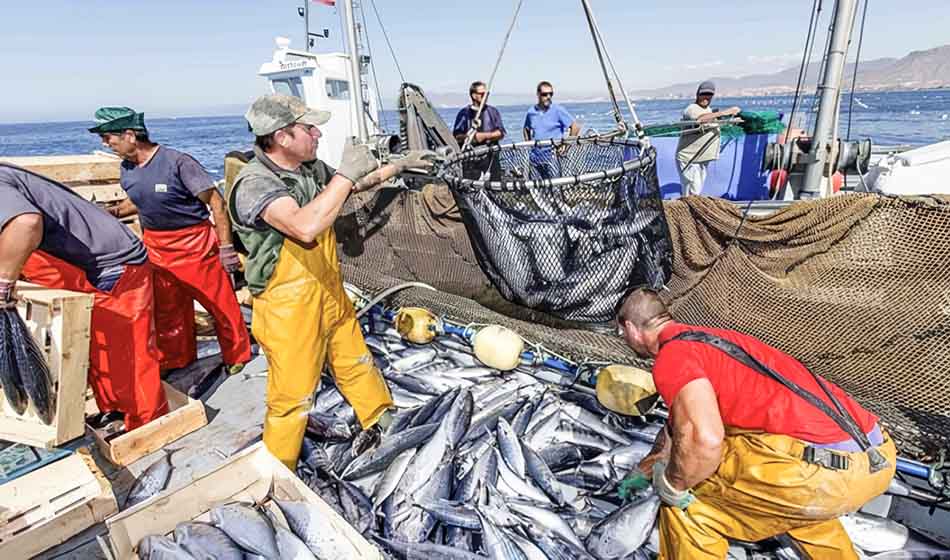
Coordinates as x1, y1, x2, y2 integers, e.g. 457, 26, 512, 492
0, 307, 55, 424
138, 496, 368, 559
296, 316, 672, 560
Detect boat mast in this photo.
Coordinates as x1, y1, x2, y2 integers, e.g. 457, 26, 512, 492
342, 0, 369, 143
802, 0, 857, 198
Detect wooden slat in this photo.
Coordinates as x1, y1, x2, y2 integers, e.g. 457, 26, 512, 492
72, 183, 127, 203
0, 154, 120, 184
0, 449, 117, 558
88, 383, 208, 466
0, 283, 93, 448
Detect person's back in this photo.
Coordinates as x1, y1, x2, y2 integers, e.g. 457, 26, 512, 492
0, 163, 146, 286
654, 321, 877, 444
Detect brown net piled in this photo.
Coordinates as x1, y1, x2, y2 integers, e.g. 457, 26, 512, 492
336, 184, 950, 460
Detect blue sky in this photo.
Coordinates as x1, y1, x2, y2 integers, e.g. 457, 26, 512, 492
1, 0, 947, 123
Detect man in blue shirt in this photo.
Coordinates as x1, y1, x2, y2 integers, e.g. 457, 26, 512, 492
453, 81, 506, 180
91, 107, 251, 375
523, 81, 580, 179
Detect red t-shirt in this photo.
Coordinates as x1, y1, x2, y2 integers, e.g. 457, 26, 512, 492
653, 322, 877, 444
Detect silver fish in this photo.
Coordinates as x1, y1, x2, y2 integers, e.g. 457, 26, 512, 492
274, 523, 318, 560
496, 417, 526, 476
138, 535, 194, 560
477, 510, 526, 560
274, 498, 363, 559
505, 528, 551, 560
507, 501, 586, 551
343, 422, 440, 480
376, 536, 485, 560
494, 448, 551, 505
389, 347, 438, 372
372, 448, 417, 510
585, 493, 660, 560
210, 502, 280, 559
521, 439, 566, 505
173, 522, 243, 560
126, 448, 178, 508
443, 389, 474, 449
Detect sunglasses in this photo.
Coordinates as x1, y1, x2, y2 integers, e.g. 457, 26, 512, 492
539, 91, 554, 98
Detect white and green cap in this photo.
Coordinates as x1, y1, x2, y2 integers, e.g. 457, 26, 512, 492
245, 94, 331, 136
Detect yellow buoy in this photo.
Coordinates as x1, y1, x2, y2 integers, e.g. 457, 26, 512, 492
394, 307, 441, 344
472, 325, 524, 371
595, 364, 659, 416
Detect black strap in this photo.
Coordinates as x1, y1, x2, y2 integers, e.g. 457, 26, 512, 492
664, 330, 888, 473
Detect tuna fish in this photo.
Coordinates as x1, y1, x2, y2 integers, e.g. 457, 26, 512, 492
173, 522, 244, 560
125, 448, 178, 508
210, 502, 280, 559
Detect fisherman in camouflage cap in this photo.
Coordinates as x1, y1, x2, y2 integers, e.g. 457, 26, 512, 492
227, 93, 437, 468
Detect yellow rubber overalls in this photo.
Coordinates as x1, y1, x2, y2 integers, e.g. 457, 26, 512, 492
251, 231, 393, 469
658, 429, 897, 560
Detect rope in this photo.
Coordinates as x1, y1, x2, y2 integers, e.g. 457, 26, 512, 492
579, 0, 626, 133
462, 0, 525, 152
367, 0, 405, 83
578, 0, 645, 138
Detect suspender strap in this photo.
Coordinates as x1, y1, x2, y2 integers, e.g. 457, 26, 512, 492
665, 330, 889, 473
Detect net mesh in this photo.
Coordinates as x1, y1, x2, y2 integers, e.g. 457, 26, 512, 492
335, 185, 950, 461
437, 137, 672, 323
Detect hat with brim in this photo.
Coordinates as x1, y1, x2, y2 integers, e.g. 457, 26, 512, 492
697, 80, 716, 96
88, 106, 146, 134
245, 94, 331, 136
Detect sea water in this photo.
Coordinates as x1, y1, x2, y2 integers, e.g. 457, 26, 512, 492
1, 89, 948, 180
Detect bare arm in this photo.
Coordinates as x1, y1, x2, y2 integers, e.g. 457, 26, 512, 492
108, 198, 138, 219
523, 127, 533, 141
198, 188, 233, 246
636, 424, 672, 475
0, 213, 43, 280
696, 106, 741, 124
568, 121, 580, 137
665, 378, 725, 490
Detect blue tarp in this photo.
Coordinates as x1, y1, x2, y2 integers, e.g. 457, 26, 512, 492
652, 134, 773, 200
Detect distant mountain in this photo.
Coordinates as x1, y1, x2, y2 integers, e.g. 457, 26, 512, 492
630, 45, 950, 99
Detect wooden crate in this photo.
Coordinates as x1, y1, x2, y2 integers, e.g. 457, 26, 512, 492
0, 153, 120, 185
87, 382, 207, 467
101, 442, 381, 560
0, 283, 93, 448
0, 447, 117, 558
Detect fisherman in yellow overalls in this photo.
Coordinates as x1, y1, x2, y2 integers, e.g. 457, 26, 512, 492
227, 94, 435, 468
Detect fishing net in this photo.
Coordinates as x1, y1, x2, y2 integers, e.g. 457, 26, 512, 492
435, 136, 672, 323
643, 110, 786, 140
331, 184, 950, 461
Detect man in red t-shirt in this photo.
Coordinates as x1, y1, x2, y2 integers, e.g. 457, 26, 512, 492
615, 288, 896, 560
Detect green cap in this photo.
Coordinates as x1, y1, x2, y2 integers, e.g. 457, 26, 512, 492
245, 94, 330, 136
88, 107, 146, 134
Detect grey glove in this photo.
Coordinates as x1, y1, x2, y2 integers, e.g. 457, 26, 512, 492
390, 150, 440, 173
335, 139, 380, 185
652, 461, 695, 510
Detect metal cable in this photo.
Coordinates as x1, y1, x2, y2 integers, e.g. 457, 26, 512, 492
462, 0, 525, 151
357, 0, 391, 132
368, 0, 405, 83
846, 0, 868, 141
579, 0, 626, 133
784, 0, 823, 146
578, 0, 645, 137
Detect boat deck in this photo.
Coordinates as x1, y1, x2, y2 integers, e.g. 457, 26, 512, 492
35, 352, 271, 559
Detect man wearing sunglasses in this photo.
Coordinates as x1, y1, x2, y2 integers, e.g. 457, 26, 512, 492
523, 82, 580, 180
453, 81, 507, 180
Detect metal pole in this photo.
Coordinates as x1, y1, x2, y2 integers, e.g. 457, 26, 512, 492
342, 0, 369, 142
802, 0, 857, 198
304, 2, 310, 52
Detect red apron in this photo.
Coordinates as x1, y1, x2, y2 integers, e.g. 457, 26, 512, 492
142, 221, 251, 370
21, 252, 169, 430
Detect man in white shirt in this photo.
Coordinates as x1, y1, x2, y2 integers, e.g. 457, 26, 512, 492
675, 81, 740, 197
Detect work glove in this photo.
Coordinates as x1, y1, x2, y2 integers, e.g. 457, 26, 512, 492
350, 409, 393, 457
389, 150, 440, 174
335, 139, 381, 186
617, 468, 652, 501
218, 244, 241, 273
0, 277, 16, 309
652, 461, 695, 510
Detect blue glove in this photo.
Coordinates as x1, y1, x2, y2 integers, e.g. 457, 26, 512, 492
652, 461, 695, 510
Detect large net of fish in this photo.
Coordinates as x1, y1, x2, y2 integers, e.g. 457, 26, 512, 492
333, 188, 950, 462
436, 136, 672, 324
